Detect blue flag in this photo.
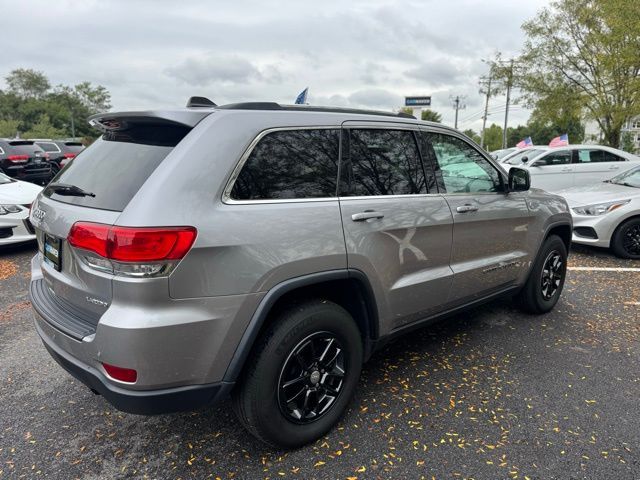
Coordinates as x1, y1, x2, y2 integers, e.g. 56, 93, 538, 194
295, 87, 308, 105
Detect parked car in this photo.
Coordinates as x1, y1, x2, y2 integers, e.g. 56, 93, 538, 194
502, 144, 640, 192
500, 146, 549, 165
561, 165, 640, 258
29, 99, 572, 448
32, 139, 85, 170
490, 147, 517, 161
0, 171, 42, 245
0, 139, 56, 184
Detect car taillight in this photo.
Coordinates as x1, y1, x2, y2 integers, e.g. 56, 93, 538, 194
67, 222, 197, 277
7, 155, 28, 163
63, 153, 76, 159
102, 362, 137, 383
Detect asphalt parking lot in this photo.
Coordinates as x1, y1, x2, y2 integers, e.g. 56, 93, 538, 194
0, 242, 638, 480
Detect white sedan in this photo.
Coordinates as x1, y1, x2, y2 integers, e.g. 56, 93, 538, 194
560, 165, 640, 258
0, 172, 42, 245
501, 145, 640, 192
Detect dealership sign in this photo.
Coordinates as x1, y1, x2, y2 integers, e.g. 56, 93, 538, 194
405, 96, 431, 107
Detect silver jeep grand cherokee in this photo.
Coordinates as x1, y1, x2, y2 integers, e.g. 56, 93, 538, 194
29, 98, 571, 448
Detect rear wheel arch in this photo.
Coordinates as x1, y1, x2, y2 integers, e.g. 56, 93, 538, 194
224, 270, 378, 384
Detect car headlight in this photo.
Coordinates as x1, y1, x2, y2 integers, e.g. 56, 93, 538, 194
572, 200, 630, 216
0, 204, 22, 215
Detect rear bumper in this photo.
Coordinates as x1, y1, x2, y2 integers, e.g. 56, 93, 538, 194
36, 319, 233, 415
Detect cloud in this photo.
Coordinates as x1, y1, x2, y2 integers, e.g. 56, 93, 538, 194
1, 0, 551, 129
165, 55, 260, 86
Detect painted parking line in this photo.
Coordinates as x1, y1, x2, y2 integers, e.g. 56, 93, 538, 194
568, 266, 640, 272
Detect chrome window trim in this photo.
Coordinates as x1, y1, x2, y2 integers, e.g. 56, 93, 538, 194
0, 146, 4, 155
222, 126, 341, 204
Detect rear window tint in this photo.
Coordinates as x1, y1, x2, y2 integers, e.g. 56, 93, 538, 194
36, 142, 61, 153
230, 129, 339, 200
7, 143, 43, 155
44, 123, 190, 211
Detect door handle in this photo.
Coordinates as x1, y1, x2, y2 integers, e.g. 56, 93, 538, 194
561, 167, 573, 172
456, 204, 478, 213
351, 211, 384, 222
609, 165, 620, 170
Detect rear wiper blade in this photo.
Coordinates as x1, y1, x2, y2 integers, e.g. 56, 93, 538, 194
47, 183, 96, 197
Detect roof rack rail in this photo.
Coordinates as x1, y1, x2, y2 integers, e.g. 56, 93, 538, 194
187, 96, 217, 108
216, 102, 415, 119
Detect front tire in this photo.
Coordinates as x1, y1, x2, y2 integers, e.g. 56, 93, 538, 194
232, 300, 363, 448
515, 235, 567, 314
611, 217, 640, 259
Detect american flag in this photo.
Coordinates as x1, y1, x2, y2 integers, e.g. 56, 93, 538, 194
549, 134, 569, 147
516, 137, 533, 148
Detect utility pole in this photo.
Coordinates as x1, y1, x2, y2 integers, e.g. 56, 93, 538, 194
479, 74, 492, 149
502, 59, 514, 149
450, 95, 466, 129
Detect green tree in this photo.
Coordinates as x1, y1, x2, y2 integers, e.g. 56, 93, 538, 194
399, 107, 414, 117
23, 114, 65, 139
5, 68, 50, 99
0, 119, 20, 138
0, 69, 111, 139
421, 109, 442, 122
483, 124, 504, 151
620, 131, 637, 153
462, 128, 481, 144
520, 0, 640, 148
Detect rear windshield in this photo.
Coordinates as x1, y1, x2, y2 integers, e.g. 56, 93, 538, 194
7, 142, 44, 155
44, 123, 190, 211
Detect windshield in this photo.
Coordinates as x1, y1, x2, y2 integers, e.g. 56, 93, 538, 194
610, 166, 640, 188
504, 149, 546, 165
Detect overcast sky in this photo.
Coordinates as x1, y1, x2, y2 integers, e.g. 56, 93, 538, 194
2, 0, 550, 132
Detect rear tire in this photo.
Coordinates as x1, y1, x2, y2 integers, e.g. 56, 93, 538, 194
515, 235, 567, 314
232, 300, 363, 448
611, 217, 640, 259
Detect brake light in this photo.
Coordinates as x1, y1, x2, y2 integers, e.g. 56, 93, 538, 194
63, 153, 76, 159
68, 222, 197, 263
102, 362, 137, 383
7, 155, 28, 163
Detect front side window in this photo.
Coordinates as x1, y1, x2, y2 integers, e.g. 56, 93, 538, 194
339, 129, 427, 196
537, 150, 571, 165
426, 132, 502, 193
230, 129, 339, 200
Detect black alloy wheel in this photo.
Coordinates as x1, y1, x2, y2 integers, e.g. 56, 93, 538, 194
540, 250, 564, 300
278, 332, 346, 424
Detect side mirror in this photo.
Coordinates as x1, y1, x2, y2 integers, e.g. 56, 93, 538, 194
508, 167, 530, 192
530, 160, 544, 167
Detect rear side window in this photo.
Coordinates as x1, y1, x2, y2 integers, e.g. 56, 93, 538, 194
230, 129, 339, 200
339, 129, 427, 196
44, 123, 190, 211
576, 149, 624, 163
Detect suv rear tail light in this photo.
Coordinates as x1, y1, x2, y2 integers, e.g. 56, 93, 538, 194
102, 362, 137, 383
63, 153, 77, 158
7, 155, 28, 163
67, 222, 197, 277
